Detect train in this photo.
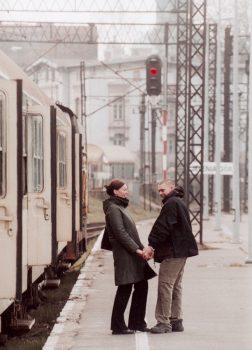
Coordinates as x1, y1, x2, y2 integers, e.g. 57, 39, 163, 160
0, 49, 86, 335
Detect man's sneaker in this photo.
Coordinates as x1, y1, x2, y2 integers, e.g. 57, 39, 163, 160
171, 319, 184, 332
150, 323, 172, 334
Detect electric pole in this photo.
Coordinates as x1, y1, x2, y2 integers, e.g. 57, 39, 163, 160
139, 94, 146, 209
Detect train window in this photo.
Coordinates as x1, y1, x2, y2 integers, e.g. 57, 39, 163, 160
22, 115, 28, 195
57, 133, 67, 188
31, 116, 44, 192
0, 92, 6, 197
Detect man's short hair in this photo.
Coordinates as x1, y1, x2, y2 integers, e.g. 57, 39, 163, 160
158, 179, 175, 187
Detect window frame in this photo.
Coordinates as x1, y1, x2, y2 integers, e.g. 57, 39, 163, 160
0, 91, 6, 198
57, 132, 67, 189
29, 114, 44, 193
113, 98, 125, 121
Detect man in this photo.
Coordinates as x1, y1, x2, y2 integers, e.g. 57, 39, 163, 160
143, 180, 198, 334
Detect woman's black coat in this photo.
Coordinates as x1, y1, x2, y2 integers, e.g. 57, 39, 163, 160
103, 196, 146, 286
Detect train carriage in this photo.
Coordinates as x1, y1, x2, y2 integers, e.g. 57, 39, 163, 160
0, 49, 85, 333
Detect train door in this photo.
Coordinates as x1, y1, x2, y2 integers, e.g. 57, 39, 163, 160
26, 106, 52, 275
75, 134, 86, 248
0, 80, 19, 310
56, 124, 72, 245
75, 134, 81, 235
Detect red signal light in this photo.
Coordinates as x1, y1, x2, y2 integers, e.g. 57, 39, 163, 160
149, 67, 158, 75
146, 55, 162, 96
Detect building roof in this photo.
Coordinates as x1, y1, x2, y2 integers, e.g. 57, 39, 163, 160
0, 48, 53, 105
102, 145, 135, 163
87, 144, 103, 163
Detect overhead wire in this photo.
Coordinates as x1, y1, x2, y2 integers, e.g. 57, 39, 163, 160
99, 60, 146, 94
87, 82, 145, 117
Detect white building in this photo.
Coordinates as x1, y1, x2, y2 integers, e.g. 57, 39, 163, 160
27, 55, 177, 181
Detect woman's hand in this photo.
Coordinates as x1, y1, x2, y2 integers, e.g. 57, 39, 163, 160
136, 248, 153, 261
136, 249, 144, 257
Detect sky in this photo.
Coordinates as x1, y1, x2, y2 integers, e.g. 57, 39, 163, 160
0, 0, 250, 26
0, 0, 251, 40
0, 0, 250, 66
0, 0, 157, 24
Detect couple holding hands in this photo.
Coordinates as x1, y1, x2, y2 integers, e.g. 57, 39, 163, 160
103, 178, 198, 335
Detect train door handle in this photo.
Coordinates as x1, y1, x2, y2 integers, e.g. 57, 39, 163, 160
60, 193, 71, 206
35, 198, 50, 220
0, 206, 14, 236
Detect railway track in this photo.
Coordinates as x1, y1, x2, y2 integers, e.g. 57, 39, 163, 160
86, 222, 105, 239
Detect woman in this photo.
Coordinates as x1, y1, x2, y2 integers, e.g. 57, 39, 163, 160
103, 179, 155, 335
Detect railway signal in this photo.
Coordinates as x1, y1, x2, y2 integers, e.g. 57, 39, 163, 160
146, 55, 162, 96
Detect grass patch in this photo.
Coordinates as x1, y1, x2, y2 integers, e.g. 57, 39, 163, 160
87, 194, 158, 224
87, 195, 106, 224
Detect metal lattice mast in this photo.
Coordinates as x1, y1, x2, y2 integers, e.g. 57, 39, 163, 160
208, 23, 217, 214
187, 0, 206, 243
175, 0, 189, 188
223, 27, 232, 212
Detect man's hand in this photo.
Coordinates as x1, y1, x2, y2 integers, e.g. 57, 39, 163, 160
143, 246, 155, 260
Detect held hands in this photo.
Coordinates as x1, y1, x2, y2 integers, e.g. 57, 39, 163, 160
143, 246, 155, 260
136, 246, 154, 261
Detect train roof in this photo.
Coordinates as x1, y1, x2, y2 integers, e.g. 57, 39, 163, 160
0, 49, 75, 127
87, 144, 135, 164
0, 49, 54, 106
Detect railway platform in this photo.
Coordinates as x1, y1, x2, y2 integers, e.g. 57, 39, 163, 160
43, 214, 252, 350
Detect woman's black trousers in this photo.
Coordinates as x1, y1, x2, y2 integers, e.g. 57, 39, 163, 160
111, 279, 148, 332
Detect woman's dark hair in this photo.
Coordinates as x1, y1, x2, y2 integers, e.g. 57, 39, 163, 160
104, 179, 125, 196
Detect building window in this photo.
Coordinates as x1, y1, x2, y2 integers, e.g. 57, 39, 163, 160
45, 66, 49, 82
113, 98, 125, 120
113, 133, 125, 146
51, 68, 55, 81
0, 92, 6, 197
57, 133, 67, 188
31, 116, 44, 192
169, 139, 173, 152
111, 163, 134, 179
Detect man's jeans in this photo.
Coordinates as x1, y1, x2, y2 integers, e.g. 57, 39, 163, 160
155, 257, 187, 324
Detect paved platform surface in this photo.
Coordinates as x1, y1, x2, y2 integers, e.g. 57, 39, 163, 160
43, 214, 252, 350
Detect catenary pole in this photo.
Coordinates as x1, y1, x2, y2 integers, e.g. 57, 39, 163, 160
139, 94, 146, 209
214, 0, 222, 230
203, 21, 210, 220
232, 0, 240, 242
162, 23, 169, 180
246, 1, 252, 263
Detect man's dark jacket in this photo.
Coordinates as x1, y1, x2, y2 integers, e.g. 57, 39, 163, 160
148, 187, 198, 262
